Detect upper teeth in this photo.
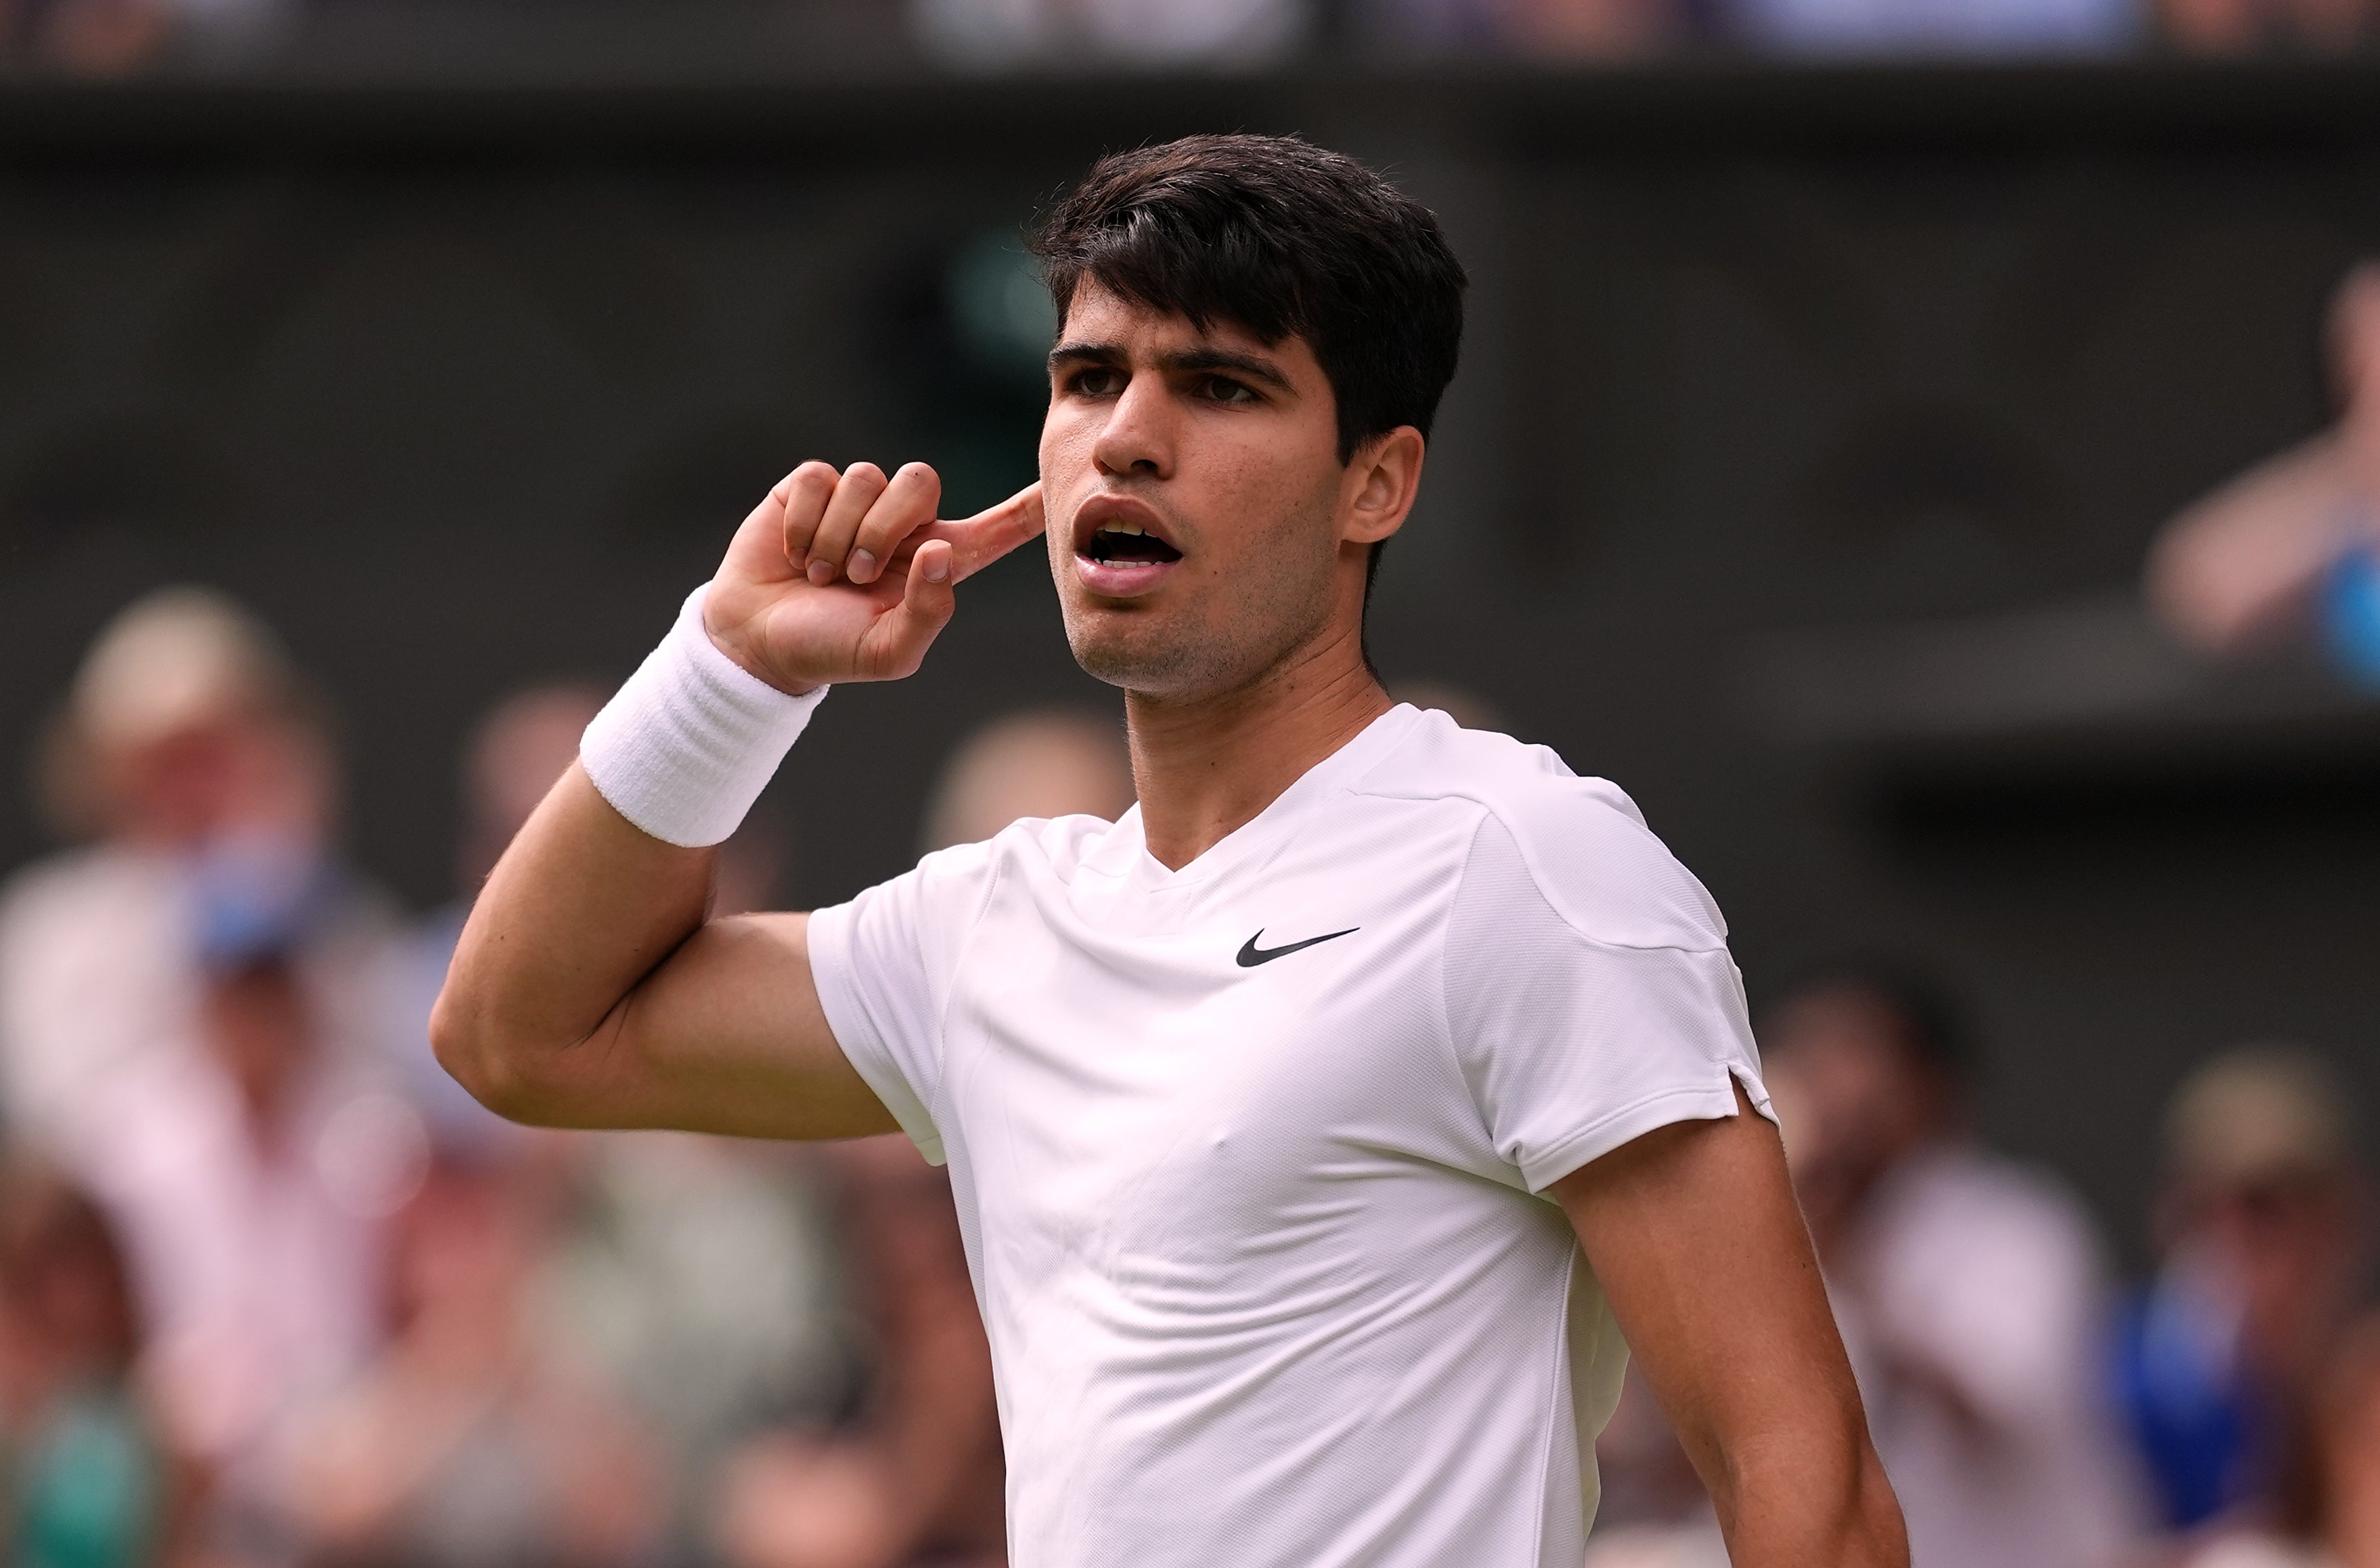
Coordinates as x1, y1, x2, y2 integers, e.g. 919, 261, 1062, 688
1105, 522, 1146, 536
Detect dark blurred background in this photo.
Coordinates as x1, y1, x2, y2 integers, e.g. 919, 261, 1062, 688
6, 7, 2380, 1567
7, 57, 2379, 1250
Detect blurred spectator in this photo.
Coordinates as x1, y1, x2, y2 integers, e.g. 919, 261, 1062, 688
916, 707, 1134, 853
2151, 263, 2380, 678
1723, 0, 2134, 55
1364, 0, 1685, 56
2113, 1046, 2370, 1536
715, 1137, 1005, 1568
1, 0, 170, 74
1761, 963, 2141, 1568
2, 588, 387, 1151
398, 682, 850, 1559
102, 865, 421, 1549
278, 1152, 659, 1568
2186, 1312, 2380, 1568
385, 684, 606, 1150
0, 588, 410, 1545
544, 1128, 850, 1564
0, 1161, 170, 1568
2153, 0, 2370, 53
1, 0, 284, 75
907, 0, 1310, 70
713, 709, 1131, 1568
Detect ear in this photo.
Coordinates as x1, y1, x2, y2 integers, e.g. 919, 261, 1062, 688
1340, 427, 1426, 548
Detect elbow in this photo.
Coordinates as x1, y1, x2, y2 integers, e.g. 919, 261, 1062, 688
428, 983, 548, 1127
1843, 1444, 1910, 1568
1713, 1423, 1908, 1568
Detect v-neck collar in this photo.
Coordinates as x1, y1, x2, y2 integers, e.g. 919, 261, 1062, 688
1087, 703, 1425, 893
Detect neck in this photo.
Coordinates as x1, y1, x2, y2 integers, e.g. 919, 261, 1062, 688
1124, 616, 1390, 871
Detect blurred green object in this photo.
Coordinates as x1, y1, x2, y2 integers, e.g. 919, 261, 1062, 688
9, 1387, 162, 1568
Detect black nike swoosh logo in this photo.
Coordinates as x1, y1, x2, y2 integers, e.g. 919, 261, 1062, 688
1235, 927, 1359, 967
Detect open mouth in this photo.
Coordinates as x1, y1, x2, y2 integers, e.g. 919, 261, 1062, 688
1070, 498, 1185, 598
1082, 521, 1184, 567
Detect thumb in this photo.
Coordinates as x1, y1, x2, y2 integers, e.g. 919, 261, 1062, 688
861, 539, 958, 680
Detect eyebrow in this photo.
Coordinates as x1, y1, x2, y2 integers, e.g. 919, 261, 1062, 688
1047, 341, 1297, 395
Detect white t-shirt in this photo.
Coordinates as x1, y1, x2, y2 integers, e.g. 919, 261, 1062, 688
808, 703, 1771, 1568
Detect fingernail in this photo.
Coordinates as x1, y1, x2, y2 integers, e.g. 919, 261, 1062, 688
807, 559, 836, 586
848, 548, 877, 582
925, 554, 950, 584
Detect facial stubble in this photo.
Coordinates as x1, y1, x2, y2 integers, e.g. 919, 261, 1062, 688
1057, 493, 1345, 704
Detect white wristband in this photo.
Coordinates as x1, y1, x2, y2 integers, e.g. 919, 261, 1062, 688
580, 586, 827, 848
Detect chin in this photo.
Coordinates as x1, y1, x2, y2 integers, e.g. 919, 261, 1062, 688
1063, 608, 1220, 697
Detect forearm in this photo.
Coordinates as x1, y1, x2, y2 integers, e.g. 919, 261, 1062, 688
1708, 1427, 1907, 1568
1556, 1097, 1909, 1568
431, 764, 713, 1119
432, 464, 1039, 1133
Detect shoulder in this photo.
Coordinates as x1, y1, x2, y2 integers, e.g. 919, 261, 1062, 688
1353, 709, 1727, 953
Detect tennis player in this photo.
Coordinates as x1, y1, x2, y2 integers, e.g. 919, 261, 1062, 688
435, 135, 1907, 1568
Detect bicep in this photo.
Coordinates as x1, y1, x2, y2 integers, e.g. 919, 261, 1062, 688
546, 910, 897, 1141
1551, 1082, 1869, 1503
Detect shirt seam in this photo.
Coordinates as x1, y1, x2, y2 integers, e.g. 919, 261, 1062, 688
1526, 1243, 1577, 1568
1357, 787, 1727, 957
1434, 806, 1497, 1156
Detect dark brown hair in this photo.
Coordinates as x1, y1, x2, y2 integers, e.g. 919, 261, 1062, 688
1030, 134, 1468, 471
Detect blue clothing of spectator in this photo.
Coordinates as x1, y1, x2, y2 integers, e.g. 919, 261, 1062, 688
2320, 539, 2380, 687
2110, 1283, 2264, 1529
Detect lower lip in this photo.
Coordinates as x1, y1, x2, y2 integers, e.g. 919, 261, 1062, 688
1073, 554, 1178, 598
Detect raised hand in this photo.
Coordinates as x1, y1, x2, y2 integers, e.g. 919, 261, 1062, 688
703, 461, 1045, 696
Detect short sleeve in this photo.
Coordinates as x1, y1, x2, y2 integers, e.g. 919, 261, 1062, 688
805, 841, 1000, 1167
1443, 810, 1773, 1194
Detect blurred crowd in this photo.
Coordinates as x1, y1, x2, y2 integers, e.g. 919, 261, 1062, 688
0, 588, 1134, 1568
1, 0, 2374, 83
0, 581, 2375, 1568
3, 253, 2380, 1568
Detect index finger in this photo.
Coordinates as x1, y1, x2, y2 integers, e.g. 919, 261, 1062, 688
909, 483, 1046, 583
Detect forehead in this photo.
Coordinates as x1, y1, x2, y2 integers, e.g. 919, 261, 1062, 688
1059, 283, 1323, 378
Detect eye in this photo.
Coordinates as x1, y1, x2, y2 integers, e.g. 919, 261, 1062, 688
1066, 367, 1122, 397
1202, 376, 1259, 406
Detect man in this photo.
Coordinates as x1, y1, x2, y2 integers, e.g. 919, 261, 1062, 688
435, 135, 1904, 1568
1761, 965, 2139, 1568
2115, 1045, 2370, 1533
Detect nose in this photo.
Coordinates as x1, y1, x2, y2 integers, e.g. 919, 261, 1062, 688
1092, 371, 1174, 481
